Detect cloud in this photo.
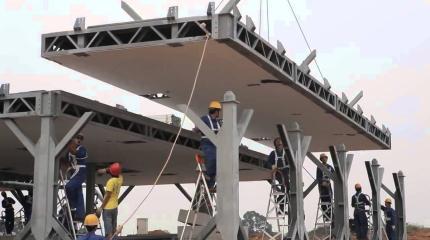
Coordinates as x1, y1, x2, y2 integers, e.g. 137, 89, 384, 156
4, 0, 27, 11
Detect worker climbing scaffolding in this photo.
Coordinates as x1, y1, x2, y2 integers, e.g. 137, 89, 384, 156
352, 183, 371, 240
316, 153, 334, 222
194, 101, 222, 191
65, 133, 88, 222
267, 137, 290, 212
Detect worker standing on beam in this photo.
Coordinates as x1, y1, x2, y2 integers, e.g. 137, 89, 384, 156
316, 153, 334, 221
381, 198, 397, 240
351, 183, 371, 240
79, 213, 123, 240
96, 163, 123, 239
1, 191, 16, 235
65, 133, 87, 222
194, 101, 222, 191
267, 137, 289, 211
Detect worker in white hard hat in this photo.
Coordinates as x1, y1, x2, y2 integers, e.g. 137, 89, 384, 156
381, 198, 397, 240
194, 101, 222, 191
316, 153, 335, 221
351, 183, 371, 239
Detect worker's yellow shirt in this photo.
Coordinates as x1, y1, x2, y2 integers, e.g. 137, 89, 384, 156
104, 175, 123, 210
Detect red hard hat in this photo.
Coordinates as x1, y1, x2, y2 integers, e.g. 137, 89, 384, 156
109, 162, 122, 177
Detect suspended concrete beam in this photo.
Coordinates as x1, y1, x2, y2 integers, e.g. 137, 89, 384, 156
179, 91, 252, 240
4, 98, 94, 240
366, 159, 384, 240
329, 144, 353, 240
277, 122, 311, 240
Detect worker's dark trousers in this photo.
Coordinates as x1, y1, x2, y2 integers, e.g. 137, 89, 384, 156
386, 224, 396, 240
5, 214, 14, 234
65, 167, 86, 221
354, 209, 368, 239
318, 185, 332, 221
201, 143, 216, 188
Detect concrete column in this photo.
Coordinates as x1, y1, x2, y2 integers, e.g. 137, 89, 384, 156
277, 122, 311, 240
330, 144, 353, 240
366, 159, 384, 240
86, 163, 96, 214
394, 171, 406, 240
179, 91, 252, 240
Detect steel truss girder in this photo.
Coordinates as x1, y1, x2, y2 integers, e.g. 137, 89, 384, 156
41, 14, 391, 149
0, 90, 267, 169
277, 123, 310, 240
366, 159, 384, 240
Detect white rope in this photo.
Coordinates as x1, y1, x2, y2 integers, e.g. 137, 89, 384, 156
285, 0, 325, 80
112, 34, 211, 238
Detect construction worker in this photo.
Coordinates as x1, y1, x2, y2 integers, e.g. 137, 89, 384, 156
351, 183, 371, 240
267, 137, 289, 212
1, 191, 16, 235
96, 163, 123, 239
79, 214, 123, 240
316, 153, 334, 221
23, 190, 33, 224
381, 198, 397, 240
65, 133, 87, 221
195, 101, 222, 191
267, 137, 289, 188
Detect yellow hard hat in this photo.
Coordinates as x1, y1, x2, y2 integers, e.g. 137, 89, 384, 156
385, 198, 392, 204
355, 183, 361, 189
209, 101, 221, 110
84, 214, 99, 226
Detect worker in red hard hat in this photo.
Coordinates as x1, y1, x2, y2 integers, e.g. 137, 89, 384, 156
96, 162, 123, 239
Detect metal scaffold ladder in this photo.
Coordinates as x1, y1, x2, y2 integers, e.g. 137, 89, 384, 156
178, 154, 217, 240
312, 195, 333, 240
57, 171, 78, 240
262, 170, 290, 240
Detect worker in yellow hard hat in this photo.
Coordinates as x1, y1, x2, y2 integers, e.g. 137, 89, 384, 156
381, 198, 397, 240
79, 214, 123, 240
351, 183, 371, 239
194, 100, 222, 191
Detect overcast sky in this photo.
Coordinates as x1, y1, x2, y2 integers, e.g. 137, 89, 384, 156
1, 0, 429, 235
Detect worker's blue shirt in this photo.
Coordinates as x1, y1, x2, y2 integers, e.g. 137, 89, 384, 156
351, 192, 370, 210
316, 164, 334, 184
381, 205, 397, 226
77, 232, 105, 240
267, 150, 288, 169
69, 145, 88, 166
200, 115, 222, 147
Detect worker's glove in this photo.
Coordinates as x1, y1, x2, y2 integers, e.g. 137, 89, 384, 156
392, 225, 395, 230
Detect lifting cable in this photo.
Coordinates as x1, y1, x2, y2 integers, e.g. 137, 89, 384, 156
285, 0, 325, 80
114, 34, 211, 236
